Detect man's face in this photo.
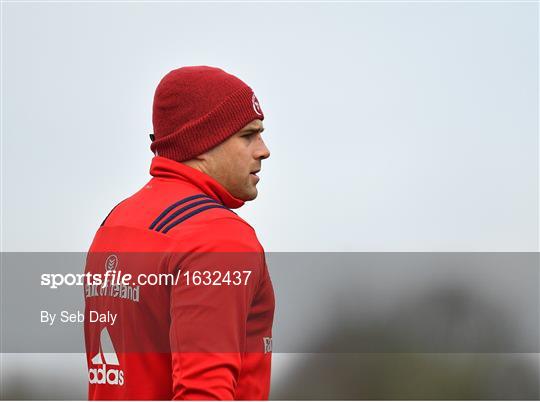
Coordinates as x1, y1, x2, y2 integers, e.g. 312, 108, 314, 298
201, 119, 270, 201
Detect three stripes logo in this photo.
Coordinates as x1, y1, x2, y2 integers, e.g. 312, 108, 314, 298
149, 194, 231, 234
88, 327, 124, 386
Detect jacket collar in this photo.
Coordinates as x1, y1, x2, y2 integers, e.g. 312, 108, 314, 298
149, 156, 245, 209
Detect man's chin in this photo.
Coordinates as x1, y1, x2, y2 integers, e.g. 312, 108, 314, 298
236, 187, 258, 202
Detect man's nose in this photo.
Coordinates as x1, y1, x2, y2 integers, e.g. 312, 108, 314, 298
255, 137, 270, 160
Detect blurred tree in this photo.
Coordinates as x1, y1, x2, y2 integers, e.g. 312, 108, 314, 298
271, 286, 539, 399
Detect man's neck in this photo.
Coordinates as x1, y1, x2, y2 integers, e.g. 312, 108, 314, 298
182, 159, 210, 176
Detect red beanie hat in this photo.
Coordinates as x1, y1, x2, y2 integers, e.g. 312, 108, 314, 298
151, 66, 264, 162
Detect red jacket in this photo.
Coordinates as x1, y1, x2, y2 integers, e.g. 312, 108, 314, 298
84, 156, 275, 400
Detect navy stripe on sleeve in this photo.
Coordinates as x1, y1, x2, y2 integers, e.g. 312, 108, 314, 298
149, 194, 213, 230
161, 204, 229, 234
155, 198, 220, 232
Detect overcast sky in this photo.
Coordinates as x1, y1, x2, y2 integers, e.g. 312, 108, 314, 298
2, 2, 538, 252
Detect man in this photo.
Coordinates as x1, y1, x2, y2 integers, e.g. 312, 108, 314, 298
84, 66, 275, 400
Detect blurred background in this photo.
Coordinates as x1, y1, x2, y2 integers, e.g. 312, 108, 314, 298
1, 1, 538, 399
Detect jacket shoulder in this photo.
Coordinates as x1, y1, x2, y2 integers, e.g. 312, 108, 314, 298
169, 214, 262, 253
98, 183, 261, 252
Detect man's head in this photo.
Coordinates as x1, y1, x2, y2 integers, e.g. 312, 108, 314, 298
183, 119, 269, 201
150, 66, 269, 200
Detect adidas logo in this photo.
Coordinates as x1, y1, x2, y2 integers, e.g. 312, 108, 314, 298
88, 327, 124, 386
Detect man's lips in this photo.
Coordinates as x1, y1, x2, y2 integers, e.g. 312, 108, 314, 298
250, 169, 261, 179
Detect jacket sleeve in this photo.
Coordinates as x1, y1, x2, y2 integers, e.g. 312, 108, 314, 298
168, 217, 265, 400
